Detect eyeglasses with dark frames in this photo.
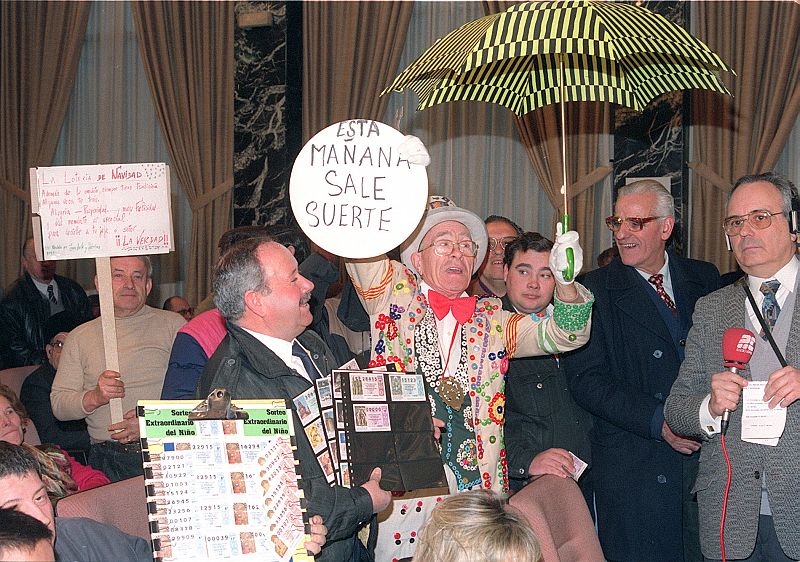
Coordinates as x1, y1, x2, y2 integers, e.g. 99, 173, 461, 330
722, 210, 784, 236
487, 236, 518, 251
419, 239, 479, 257
49, 340, 65, 348
605, 215, 665, 232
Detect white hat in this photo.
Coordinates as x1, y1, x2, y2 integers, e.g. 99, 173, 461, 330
399, 196, 488, 277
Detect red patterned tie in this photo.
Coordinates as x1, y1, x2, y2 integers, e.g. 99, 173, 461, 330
428, 290, 477, 324
648, 274, 677, 315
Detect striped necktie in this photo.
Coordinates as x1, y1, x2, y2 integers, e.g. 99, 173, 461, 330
47, 284, 57, 305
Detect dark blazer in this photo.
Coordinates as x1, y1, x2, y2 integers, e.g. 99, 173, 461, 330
665, 273, 800, 560
199, 324, 373, 562
0, 273, 91, 367
562, 252, 719, 562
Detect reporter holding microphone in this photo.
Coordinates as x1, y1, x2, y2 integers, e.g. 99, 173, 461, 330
665, 173, 800, 562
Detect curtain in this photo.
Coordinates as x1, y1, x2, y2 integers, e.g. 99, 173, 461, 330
53, 3, 189, 301
131, 1, 234, 305
483, 1, 612, 269
302, 1, 413, 141
0, 1, 89, 289
689, 1, 800, 273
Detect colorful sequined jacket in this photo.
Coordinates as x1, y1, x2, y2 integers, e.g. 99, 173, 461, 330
347, 257, 594, 494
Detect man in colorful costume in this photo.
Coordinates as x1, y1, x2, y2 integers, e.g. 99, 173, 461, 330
345, 196, 593, 557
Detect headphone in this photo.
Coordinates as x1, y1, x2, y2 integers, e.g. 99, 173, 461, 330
724, 176, 800, 251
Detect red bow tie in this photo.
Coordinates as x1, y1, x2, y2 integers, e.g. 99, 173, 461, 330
428, 290, 476, 324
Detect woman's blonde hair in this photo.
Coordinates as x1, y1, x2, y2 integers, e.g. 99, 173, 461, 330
413, 489, 541, 562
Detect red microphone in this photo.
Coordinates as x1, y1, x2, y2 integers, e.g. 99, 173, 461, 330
720, 328, 756, 435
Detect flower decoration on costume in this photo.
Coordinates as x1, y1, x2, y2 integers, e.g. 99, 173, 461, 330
488, 393, 505, 424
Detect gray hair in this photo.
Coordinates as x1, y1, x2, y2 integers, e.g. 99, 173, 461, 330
729, 172, 798, 219
212, 237, 273, 322
110, 255, 153, 278
617, 180, 675, 218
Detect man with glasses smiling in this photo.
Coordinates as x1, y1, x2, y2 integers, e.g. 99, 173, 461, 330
347, 195, 593, 560
563, 179, 720, 562
666, 173, 800, 562
468, 215, 523, 298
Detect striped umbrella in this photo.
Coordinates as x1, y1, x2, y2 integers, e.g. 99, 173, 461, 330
383, 0, 734, 279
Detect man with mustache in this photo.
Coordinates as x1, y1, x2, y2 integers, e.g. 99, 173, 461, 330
500, 232, 593, 507
51, 255, 185, 481
0, 238, 92, 368
197, 238, 389, 562
563, 179, 720, 562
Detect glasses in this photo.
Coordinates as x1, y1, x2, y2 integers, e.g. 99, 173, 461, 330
49, 340, 65, 348
419, 239, 479, 257
488, 236, 517, 251
176, 308, 194, 316
722, 210, 783, 236
605, 215, 664, 232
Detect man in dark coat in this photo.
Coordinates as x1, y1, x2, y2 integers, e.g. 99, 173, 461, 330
0, 238, 91, 367
563, 180, 720, 562
501, 232, 593, 508
198, 238, 391, 562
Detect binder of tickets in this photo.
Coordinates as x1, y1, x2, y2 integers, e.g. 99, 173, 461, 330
331, 370, 447, 492
137, 397, 314, 562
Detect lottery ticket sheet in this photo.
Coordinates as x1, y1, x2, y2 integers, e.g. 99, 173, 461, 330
137, 400, 313, 562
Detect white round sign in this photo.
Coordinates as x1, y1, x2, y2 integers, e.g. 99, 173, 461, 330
289, 119, 428, 259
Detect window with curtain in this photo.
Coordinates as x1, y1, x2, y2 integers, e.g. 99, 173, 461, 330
381, 1, 614, 263
52, 1, 191, 304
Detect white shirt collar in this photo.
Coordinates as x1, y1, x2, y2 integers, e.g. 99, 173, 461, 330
746, 256, 798, 297
30, 275, 57, 298
241, 327, 294, 367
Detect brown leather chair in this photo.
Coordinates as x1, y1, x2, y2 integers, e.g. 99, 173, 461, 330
509, 475, 604, 562
0, 365, 37, 398
55, 475, 150, 541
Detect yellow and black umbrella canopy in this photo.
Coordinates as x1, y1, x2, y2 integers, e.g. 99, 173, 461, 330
383, 0, 735, 116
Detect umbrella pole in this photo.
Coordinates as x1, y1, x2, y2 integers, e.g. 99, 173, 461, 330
560, 54, 568, 220
559, 54, 574, 280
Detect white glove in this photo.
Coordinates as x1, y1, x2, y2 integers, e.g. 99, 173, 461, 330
398, 135, 431, 167
549, 223, 583, 285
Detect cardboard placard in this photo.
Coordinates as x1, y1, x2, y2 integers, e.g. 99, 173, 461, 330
289, 119, 428, 259
30, 162, 173, 260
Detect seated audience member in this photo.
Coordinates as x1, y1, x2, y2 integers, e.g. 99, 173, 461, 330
501, 233, 593, 508
0, 508, 55, 562
0, 238, 92, 368
51, 255, 184, 481
468, 215, 523, 297
0, 385, 108, 500
20, 332, 91, 455
0, 442, 151, 562
413, 489, 541, 562
163, 295, 194, 322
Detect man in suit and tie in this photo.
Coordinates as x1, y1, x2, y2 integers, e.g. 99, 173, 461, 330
197, 238, 389, 562
666, 172, 800, 561
563, 179, 720, 562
